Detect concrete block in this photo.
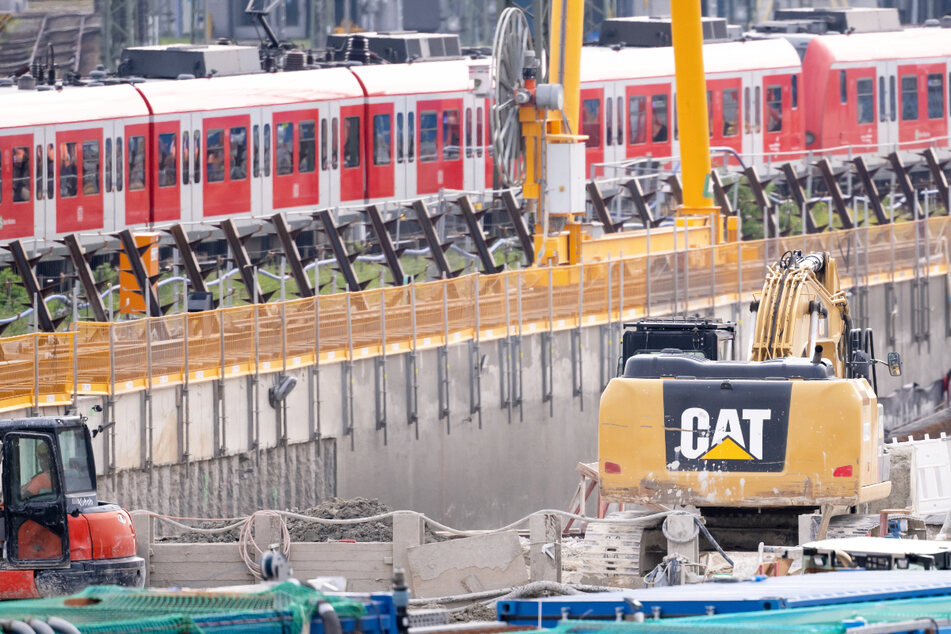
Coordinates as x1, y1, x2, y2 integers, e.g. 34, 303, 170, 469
392, 511, 423, 578
529, 512, 561, 582
406, 530, 528, 598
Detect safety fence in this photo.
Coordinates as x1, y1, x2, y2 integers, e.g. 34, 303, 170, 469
1, 216, 948, 413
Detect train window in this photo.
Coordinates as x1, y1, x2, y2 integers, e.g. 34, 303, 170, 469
722, 89, 739, 137
706, 90, 713, 138
105, 138, 112, 192
651, 95, 668, 143
408, 112, 415, 162
251, 126, 259, 178
321, 119, 329, 170
581, 98, 601, 148
82, 140, 100, 195
616, 97, 623, 145
59, 142, 78, 198
840, 71, 847, 104
927, 73, 943, 119
766, 85, 782, 132
35, 145, 43, 200
465, 108, 472, 158
629, 96, 646, 144
343, 116, 360, 168
331, 118, 339, 169
744, 87, 750, 132
397, 113, 404, 163
856, 78, 874, 124
889, 76, 896, 122
183, 132, 190, 185
879, 77, 886, 122
606, 98, 613, 147
372, 114, 390, 166
157, 133, 176, 188
443, 110, 460, 160
276, 122, 294, 175
901, 75, 918, 121
791, 75, 798, 109
193, 130, 201, 183
754, 86, 761, 131
12, 147, 29, 203
300, 121, 316, 173
262, 124, 270, 177
206, 129, 225, 183
476, 107, 484, 158
128, 135, 145, 191
114, 139, 121, 194
105, 139, 112, 192
230, 127, 247, 180
419, 111, 438, 162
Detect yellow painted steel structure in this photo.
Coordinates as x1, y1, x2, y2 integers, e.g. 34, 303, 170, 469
0, 217, 943, 415
671, 0, 721, 239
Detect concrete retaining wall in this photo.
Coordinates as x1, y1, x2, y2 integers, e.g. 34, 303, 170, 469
30, 272, 950, 528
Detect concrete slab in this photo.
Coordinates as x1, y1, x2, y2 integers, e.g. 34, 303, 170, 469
406, 531, 529, 598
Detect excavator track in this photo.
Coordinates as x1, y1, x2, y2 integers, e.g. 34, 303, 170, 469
578, 510, 667, 580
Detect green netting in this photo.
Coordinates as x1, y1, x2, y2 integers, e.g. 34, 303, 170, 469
0, 581, 367, 634
545, 596, 951, 634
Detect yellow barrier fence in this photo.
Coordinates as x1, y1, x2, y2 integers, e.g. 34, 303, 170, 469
0, 217, 946, 413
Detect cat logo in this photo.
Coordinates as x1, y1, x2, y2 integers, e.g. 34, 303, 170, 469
679, 407, 770, 461
663, 380, 791, 473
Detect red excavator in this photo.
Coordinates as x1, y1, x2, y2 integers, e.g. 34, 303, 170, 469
0, 415, 143, 598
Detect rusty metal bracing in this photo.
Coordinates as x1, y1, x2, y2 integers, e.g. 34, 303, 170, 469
363, 205, 407, 285
168, 224, 209, 295
500, 189, 534, 263
316, 210, 366, 293
63, 234, 108, 322
411, 200, 456, 279
851, 157, 890, 226
456, 196, 504, 274
269, 213, 314, 298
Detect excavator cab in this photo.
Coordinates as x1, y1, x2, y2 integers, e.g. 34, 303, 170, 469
2, 432, 70, 567
0, 417, 143, 598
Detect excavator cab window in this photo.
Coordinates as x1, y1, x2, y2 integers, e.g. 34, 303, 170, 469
619, 320, 737, 376
1, 432, 69, 567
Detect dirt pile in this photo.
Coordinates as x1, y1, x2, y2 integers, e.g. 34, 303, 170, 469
161, 497, 398, 543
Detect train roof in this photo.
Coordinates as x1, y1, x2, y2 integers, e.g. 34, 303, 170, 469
0, 84, 150, 129
808, 27, 951, 64
134, 67, 364, 115
580, 37, 801, 83
351, 59, 473, 97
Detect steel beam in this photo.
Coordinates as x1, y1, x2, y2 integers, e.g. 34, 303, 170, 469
168, 224, 209, 294
116, 229, 162, 317
363, 205, 406, 285
920, 148, 950, 213
814, 158, 854, 230
586, 180, 624, 233
7, 240, 54, 331
316, 210, 364, 292
780, 163, 820, 232
851, 157, 890, 225
500, 189, 535, 263
269, 213, 314, 297
457, 195, 504, 273
63, 234, 108, 322
411, 199, 454, 279
887, 152, 919, 219
218, 219, 270, 302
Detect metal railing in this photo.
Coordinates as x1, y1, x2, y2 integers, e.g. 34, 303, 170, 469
0, 216, 947, 414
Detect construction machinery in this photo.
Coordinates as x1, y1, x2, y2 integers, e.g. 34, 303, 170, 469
0, 416, 143, 598
597, 250, 901, 573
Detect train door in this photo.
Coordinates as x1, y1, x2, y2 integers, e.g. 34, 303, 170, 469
462, 95, 485, 194
366, 101, 395, 202
272, 107, 321, 212
152, 119, 182, 225
391, 96, 412, 201
0, 131, 40, 241
706, 78, 743, 167
102, 122, 126, 235
201, 113, 252, 217
416, 98, 464, 195
877, 61, 899, 151
580, 87, 604, 177
248, 108, 265, 218
124, 122, 151, 226
601, 84, 624, 168
54, 125, 105, 236
624, 83, 672, 165
896, 61, 947, 151
180, 114, 203, 226
36, 128, 55, 242
316, 105, 336, 208
741, 73, 761, 163
339, 103, 364, 202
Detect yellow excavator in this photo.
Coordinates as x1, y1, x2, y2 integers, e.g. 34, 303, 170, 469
597, 250, 902, 572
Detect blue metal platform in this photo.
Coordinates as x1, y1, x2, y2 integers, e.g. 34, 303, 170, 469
497, 571, 951, 624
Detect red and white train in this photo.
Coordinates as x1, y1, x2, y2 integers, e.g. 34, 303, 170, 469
1, 23, 950, 245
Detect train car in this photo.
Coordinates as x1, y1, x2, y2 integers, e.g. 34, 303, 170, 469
0, 84, 151, 243
132, 68, 365, 226
801, 27, 951, 156
348, 59, 489, 203
579, 36, 805, 174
